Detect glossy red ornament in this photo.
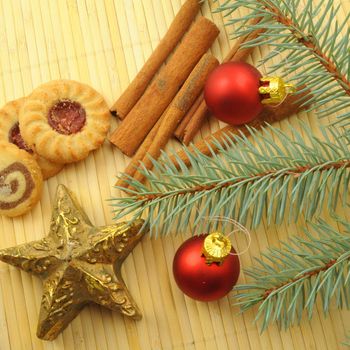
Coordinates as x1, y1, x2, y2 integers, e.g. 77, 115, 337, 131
204, 62, 263, 125
172, 234, 240, 302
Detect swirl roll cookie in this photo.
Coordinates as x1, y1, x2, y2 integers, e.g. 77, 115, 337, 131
0, 142, 43, 217
0, 99, 64, 179
19, 80, 111, 164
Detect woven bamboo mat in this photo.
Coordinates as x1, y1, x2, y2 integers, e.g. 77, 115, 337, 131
0, 0, 349, 349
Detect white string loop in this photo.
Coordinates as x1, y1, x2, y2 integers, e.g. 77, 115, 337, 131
197, 215, 251, 257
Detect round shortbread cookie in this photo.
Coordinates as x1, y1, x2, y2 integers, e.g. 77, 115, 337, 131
19, 80, 111, 164
0, 142, 43, 217
0, 98, 64, 179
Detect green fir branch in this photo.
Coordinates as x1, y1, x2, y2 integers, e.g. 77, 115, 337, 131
214, 0, 350, 129
111, 123, 350, 236
234, 218, 350, 331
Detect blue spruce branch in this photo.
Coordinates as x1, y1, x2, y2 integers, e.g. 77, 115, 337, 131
111, 123, 350, 236
234, 218, 350, 331
214, 0, 350, 130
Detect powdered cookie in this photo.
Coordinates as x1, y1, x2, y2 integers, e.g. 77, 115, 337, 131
0, 142, 43, 217
0, 99, 64, 179
19, 80, 111, 163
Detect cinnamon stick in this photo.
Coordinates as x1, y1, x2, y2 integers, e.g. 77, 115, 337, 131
174, 18, 265, 144
110, 0, 201, 119
174, 92, 204, 140
109, 17, 220, 157
116, 112, 165, 188
117, 53, 219, 188
170, 88, 312, 169
179, 99, 210, 145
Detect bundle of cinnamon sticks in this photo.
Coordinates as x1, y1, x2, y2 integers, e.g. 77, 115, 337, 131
109, 0, 310, 189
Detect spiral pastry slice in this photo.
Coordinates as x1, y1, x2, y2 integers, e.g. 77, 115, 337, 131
19, 80, 111, 164
0, 98, 64, 179
0, 143, 43, 217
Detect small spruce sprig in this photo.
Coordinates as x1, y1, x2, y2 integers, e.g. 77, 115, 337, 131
112, 123, 350, 235
214, 0, 350, 129
234, 218, 350, 331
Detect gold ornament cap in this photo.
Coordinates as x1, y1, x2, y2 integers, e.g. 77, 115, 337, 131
202, 232, 232, 265
259, 77, 296, 105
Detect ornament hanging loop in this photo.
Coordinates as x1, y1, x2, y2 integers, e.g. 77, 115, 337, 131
197, 216, 252, 262
284, 83, 296, 93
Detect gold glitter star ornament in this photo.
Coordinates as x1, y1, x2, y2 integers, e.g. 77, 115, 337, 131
0, 185, 146, 340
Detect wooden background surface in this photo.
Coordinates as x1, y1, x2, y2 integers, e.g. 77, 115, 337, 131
0, 0, 349, 349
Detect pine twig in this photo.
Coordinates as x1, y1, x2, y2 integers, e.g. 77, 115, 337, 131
261, 1, 350, 97
134, 159, 350, 203
234, 218, 350, 331
111, 123, 350, 236
214, 0, 350, 130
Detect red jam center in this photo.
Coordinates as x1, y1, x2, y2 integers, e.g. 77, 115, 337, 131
9, 122, 33, 153
48, 100, 86, 135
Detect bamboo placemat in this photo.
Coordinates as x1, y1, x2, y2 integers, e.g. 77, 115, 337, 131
0, 1, 349, 349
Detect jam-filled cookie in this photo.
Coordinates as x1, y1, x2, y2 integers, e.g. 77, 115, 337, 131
0, 99, 64, 179
19, 80, 111, 164
0, 142, 43, 217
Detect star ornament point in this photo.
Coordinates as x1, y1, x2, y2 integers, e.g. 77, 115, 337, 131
0, 184, 146, 340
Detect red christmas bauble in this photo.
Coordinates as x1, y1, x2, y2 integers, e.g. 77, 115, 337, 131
173, 234, 240, 301
204, 62, 263, 125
